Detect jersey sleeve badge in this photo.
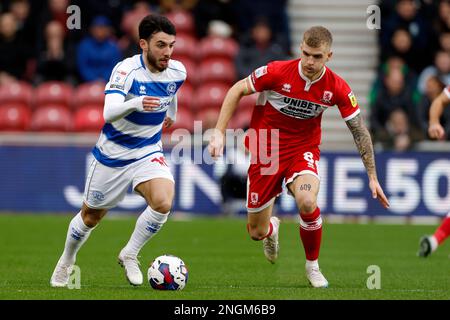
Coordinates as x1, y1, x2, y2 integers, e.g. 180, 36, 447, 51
348, 91, 358, 107
254, 66, 268, 79
110, 70, 128, 90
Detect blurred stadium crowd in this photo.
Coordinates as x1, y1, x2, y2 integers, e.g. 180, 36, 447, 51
0, 0, 290, 133
0, 0, 449, 153
373, 0, 450, 150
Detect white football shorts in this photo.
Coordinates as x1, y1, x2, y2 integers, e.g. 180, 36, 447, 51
83, 152, 174, 209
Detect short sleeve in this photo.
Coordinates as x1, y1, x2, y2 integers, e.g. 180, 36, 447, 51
335, 78, 361, 121
247, 62, 277, 93
104, 62, 135, 97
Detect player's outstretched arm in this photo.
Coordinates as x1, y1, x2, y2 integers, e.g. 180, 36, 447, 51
346, 114, 390, 208
428, 91, 450, 140
103, 94, 160, 123
208, 78, 253, 159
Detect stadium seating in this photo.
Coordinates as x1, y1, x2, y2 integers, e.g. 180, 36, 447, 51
0, 82, 33, 108
198, 108, 220, 132
30, 105, 72, 132
176, 83, 194, 110
229, 106, 254, 130
35, 82, 73, 109
198, 58, 236, 85
164, 107, 195, 134
171, 34, 198, 62
0, 103, 31, 131
229, 94, 257, 129
198, 36, 239, 61
193, 82, 229, 112
73, 105, 104, 132
165, 10, 195, 36
175, 57, 199, 88
74, 81, 106, 109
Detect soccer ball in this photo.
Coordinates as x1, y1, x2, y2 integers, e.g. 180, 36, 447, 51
147, 255, 188, 290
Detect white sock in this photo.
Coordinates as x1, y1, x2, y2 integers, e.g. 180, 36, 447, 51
305, 259, 319, 270
429, 235, 439, 252
60, 212, 94, 265
121, 206, 169, 257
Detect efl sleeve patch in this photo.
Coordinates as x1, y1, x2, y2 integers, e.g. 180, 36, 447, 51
348, 91, 358, 107
109, 70, 128, 90
254, 66, 268, 79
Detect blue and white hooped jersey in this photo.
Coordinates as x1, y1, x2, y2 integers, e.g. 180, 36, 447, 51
93, 54, 186, 167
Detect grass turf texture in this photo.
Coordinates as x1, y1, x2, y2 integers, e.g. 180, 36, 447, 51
0, 214, 449, 300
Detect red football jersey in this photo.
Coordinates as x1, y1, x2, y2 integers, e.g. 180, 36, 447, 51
246, 59, 360, 154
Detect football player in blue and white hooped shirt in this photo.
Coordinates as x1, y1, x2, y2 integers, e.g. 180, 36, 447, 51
51, 15, 186, 287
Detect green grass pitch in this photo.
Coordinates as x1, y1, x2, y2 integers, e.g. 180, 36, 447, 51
0, 214, 449, 300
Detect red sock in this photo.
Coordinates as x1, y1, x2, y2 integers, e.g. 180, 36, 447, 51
299, 207, 322, 261
434, 216, 450, 245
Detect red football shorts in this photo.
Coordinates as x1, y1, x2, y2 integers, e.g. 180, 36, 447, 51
246, 145, 320, 212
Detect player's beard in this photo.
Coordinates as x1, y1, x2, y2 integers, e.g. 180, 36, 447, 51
146, 49, 169, 72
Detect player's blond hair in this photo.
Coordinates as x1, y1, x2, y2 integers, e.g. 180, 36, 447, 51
303, 26, 333, 48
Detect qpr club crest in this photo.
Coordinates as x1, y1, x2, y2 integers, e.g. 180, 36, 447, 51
321, 90, 333, 104
166, 82, 177, 96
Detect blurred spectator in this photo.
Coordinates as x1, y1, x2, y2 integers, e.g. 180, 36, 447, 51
370, 56, 418, 106
370, 68, 423, 151
72, 0, 128, 35
232, 0, 291, 54
382, 28, 422, 72
0, 13, 28, 84
417, 50, 450, 93
35, 20, 76, 84
433, 0, 450, 34
380, 0, 433, 72
192, 0, 236, 39
417, 75, 450, 138
235, 18, 288, 79
439, 31, 450, 52
9, 0, 35, 50
37, 0, 82, 55
119, 1, 151, 57
76, 15, 121, 82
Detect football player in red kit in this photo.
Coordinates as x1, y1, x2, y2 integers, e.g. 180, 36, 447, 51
418, 85, 450, 257
208, 26, 390, 288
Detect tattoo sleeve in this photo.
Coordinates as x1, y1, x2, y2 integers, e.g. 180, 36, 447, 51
345, 114, 377, 179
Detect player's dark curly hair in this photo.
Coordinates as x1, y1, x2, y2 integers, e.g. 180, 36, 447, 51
139, 14, 176, 40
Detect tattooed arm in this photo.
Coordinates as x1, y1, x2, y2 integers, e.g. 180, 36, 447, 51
345, 114, 377, 179
346, 114, 390, 208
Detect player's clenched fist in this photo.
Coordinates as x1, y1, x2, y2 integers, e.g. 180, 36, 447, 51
142, 96, 161, 111
208, 129, 225, 160
428, 123, 445, 140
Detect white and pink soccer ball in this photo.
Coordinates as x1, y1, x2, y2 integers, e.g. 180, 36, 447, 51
147, 255, 188, 290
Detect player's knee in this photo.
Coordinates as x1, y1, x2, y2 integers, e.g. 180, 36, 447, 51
151, 198, 172, 214
81, 211, 102, 228
296, 195, 317, 214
